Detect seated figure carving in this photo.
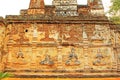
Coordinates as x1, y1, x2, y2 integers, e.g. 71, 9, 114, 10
40, 55, 54, 66
92, 25, 104, 40
65, 48, 80, 65
93, 50, 106, 66
17, 50, 24, 59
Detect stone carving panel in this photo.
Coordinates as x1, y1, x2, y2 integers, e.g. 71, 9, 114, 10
40, 54, 54, 66
9, 47, 30, 61
92, 25, 105, 39
16, 49, 24, 59
90, 48, 113, 70
21, 24, 59, 43
62, 25, 82, 42
37, 47, 58, 69
6, 24, 30, 44
62, 47, 84, 70
6, 47, 36, 69
25, 24, 45, 43
65, 48, 80, 65
91, 25, 111, 44
6, 46, 85, 70
37, 24, 59, 42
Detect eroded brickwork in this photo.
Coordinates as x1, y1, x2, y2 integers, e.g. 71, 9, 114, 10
0, 0, 120, 77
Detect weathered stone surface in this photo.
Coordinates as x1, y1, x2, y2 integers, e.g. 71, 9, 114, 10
28, 0, 45, 14
0, 0, 120, 78
53, 0, 78, 16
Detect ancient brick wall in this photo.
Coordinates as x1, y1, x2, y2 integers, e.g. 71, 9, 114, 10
0, 18, 5, 71
0, 22, 115, 72
0, 0, 120, 77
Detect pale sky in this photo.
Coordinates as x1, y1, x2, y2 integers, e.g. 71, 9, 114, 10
0, 0, 111, 17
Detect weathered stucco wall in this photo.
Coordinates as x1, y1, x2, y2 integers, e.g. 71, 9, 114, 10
0, 22, 116, 72
0, 0, 120, 77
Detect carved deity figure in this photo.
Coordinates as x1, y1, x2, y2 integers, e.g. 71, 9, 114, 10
40, 50, 54, 65
93, 49, 106, 66
40, 55, 54, 65
92, 25, 104, 39
17, 49, 24, 59
66, 48, 80, 65
33, 24, 38, 37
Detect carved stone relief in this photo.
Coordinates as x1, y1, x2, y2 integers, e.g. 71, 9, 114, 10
36, 47, 57, 69
93, 49, 106, 66
65, 48, 80, 65
1, 22, 118, 72
25, 24, 45, 43
91, 25, 111, 44
92, 25, 104, 40
5, 46, 83, 70
90, 48, 113, 70
5, 47, 34, 69
5, 24, 30, 44
62, 25, 82, 42
38, 24, 58, 42
40, 54, 54, 66
16, 49, 24, 59
62, 47, 84, 70
0, 0, 119, 74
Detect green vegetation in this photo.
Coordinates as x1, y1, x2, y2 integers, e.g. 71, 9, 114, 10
110, 16, 120, 24
109, 0, 120, 14
109, 0, 120, 24
0, 72, 13, 80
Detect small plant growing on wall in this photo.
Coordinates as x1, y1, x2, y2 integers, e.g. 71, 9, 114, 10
0, 72, 13, 80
